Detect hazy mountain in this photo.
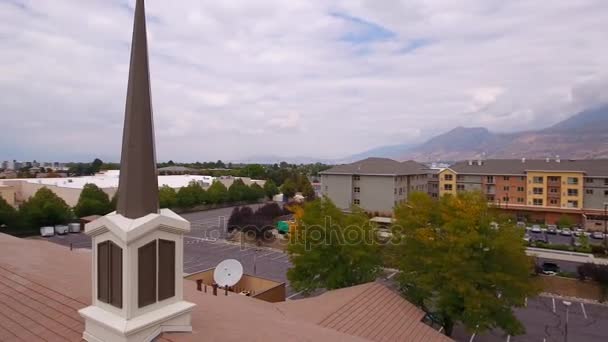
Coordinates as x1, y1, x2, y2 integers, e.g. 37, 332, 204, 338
342, 143, 414, 163
347, 104, 608, 162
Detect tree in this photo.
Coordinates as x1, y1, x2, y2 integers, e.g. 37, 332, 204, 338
0, 196, 17, 228
299, 176, 316, 201
247, 183, 266, 201
239, 164, 266, 179
287, 198, 382, 294
176, 181, 206, 208
263, 180, 279, 199
90, 158, 104, 174
391, 192, 540, 336
280, 179, 297, 200
577, 263, 608, 301
74, 183, 112, 217
228, 179, 249, 202
159, 185, 177, 208
19, 188, 72, 228
206, 181, 228, 204
557, 215, 575, 228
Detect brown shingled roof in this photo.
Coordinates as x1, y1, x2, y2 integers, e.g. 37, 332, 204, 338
0, 234, 449, 342
321, 158, 429, 176
450, 159, 608, 177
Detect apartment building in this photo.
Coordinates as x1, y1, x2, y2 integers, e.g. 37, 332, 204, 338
438, 158, 608, 226
320, 158, 430, 214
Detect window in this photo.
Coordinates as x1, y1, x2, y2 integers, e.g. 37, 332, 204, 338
502, 197, 509, 202
567, 189, 578, 196
353, 175, 360, 181
549, 187, 559, 193
533, 199, 543, 206
444, 174, 453, 181
457, 175, 465, 181
444, 184, 453, 191
353, 199, 360, 205
517, 186, 525, 192
98, 241, 122, 308
586, 189, 594, 195
503, 186, 510, 191
548, 176, 560, 182
324, 186, 328, 192
549, 199, 559, 205
605, 179, 608, 186
138, 239, 176, 308
567, 200, 579, 208
457, 184, 465, 191
605, 190, 608, 197
503, 176, 510, 181
533, 187, 543, 195
487, 176, 495, 183
585, 178, 594, 184
354, 187, 360, 193
533, 176, 544, 184
567, 177, 579, 185
517, 197, 524, 203
520, 176, 526, 181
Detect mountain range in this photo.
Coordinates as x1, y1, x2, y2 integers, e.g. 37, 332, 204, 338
349, 104, 608, 162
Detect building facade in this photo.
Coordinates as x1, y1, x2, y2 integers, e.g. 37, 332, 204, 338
438, 159, 608, 227
320, 158, 430, 214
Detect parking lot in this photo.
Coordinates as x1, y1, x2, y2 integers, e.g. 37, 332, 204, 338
527, 229, 605, 246
452, 295, 608, 342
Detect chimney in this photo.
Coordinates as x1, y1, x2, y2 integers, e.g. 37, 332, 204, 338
468, 160, 473, 166
556, 155, 561, 163
477, 159, 483, 166
79, 2, 195, 341
546, 157, 550, 163
521, 158, 526, 163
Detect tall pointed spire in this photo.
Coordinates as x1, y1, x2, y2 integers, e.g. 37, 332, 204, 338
117, 0, 159, 219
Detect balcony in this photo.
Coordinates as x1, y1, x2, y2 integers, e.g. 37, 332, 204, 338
547, 191, 560, 198
548, 181, 560, 187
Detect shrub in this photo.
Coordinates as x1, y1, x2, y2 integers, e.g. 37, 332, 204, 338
19, 188, 72, 228
74, 183, 112, 217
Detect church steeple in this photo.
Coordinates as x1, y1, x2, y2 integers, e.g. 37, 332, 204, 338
116, 0, 159, 219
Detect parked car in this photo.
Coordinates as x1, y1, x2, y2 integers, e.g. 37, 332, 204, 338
547, 227, 558, 235
541, 262, 560, 276
547, 224, 557, 230
523, 234, 531, 243
592, 232, 605, 239
40, 226, 55, 237
531, 226, 542, 233
560, 228, 573, 236
517, 221, 526, 228
574, 228, 584, 237
54, 225, 69, 235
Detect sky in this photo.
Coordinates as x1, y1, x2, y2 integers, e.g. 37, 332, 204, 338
1, 0, 607, 162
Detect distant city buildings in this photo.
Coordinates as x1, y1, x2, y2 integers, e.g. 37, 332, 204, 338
0, 159, 67, 171
320, 157, 608, 229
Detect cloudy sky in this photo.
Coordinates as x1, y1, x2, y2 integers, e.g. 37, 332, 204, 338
1, 0, 607, 162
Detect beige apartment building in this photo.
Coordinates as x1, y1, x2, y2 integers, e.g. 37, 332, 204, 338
320, 158, 430, 214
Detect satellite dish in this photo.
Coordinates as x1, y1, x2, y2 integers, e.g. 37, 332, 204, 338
213, 259, 243, 287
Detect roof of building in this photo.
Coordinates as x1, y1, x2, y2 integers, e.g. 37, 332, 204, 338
158, 166, 196, 172
321, 158, 429, 176
448, 159, 608, 177
0, 233, 449, 342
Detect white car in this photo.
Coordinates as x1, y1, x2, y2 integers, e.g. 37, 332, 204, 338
523, 234, 531, 243
531, 226, 542, 233
592, 232, 605, 239
560, 228, 572, 236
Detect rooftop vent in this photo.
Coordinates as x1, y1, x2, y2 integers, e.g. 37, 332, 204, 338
546, 157, 550, 163
477, 160, 483, 166
556, 155, 561, 163
468, 160, 473, 166
522, 158, 526, 163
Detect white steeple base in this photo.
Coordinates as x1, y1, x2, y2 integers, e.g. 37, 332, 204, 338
80, 301, 195, 342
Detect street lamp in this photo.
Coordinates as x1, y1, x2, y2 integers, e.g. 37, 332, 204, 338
563, 300, 571, 342
604, 203, 608, 251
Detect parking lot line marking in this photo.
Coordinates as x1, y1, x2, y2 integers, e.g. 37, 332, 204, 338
259, 251, 278, 258
469, 332, 476, 342
287, 291, 302, 300
271, 253, 288, 260
581, 302, 588, 319
506, 335, 510, 342
387, 271, 398, 279
552, 297, 556, 313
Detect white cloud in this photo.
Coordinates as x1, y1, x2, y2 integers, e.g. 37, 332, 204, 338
0, 0, 607, 161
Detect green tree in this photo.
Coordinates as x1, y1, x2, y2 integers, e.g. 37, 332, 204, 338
263, 180, 279, 199
287, 198, 382, 294
248, 183, 266, 201
0, 196, 17, 228
392, 192, 540, 336
176, 181, 206, 208
557, 215, 575, 228
299, 177, 316, 201
207, 181, 228, 204
159, 185, 178, 208
90, 158, 104, 174
19, 188, 73, 228
239, 164, 266, 179
280, 179, 297, 200
228, 179, 249, 202
74, 183, 112, 217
